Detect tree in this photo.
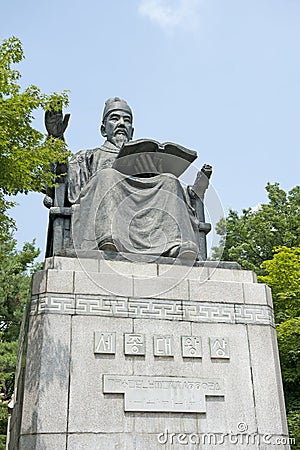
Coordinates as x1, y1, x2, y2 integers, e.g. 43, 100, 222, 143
259, 247, 300, 448
276, 317, 300, 448
259, 246, 300, 321
213, 183, 300, 274
0, 35, 69, 447
214, 186, 300, 448
0, 234, 41, 447
0, 36, 69, 240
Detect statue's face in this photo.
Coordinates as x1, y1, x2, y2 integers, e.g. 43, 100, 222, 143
101, 110, 134, 148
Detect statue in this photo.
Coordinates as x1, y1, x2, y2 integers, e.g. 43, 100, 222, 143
44, 97, 212, 261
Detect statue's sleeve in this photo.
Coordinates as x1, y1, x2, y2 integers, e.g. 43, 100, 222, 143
68, 150, 90, 204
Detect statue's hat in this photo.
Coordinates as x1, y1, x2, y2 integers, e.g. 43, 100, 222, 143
102, 97, 133, 121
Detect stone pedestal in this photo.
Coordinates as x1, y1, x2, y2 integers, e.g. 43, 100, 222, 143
8, 255, 290, 449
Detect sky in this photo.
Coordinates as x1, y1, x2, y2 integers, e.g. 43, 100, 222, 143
1, 0, 300, 258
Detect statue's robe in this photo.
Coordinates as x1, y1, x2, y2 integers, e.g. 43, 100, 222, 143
68, 140, 199, 255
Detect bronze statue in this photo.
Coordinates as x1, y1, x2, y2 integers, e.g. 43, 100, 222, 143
44, 97, 212, 261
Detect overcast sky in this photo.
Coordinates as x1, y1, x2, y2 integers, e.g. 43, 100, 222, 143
2, 0, 300, 258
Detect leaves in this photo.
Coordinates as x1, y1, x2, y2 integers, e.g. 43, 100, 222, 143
0, 233, 40, 444
259, 247, 300, 321
277, 317, 300, 447
213, 183, 300, 274
214, 184, 300, 447
0, 36, 70, 239
0, 35, 72, 445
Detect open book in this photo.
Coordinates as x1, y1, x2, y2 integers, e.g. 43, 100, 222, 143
112, 138, 197, 177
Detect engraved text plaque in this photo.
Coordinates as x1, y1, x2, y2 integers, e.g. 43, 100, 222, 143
103, 375, 224, 413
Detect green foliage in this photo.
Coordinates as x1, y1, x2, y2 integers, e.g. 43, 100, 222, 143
287, 407, 300, 450
277, 318, 300, 391
0, 401, 8, 449
0, 36, 70, 444
0, 234, 40, 445
277, 317, 300, 448
213, 183, 300, 274
0, 36, 70, 238
259, 247, 300, 321
259, 247, 300, 446
214, 185, 300, 447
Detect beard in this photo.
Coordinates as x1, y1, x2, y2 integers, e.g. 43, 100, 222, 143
111, 132, 129, 149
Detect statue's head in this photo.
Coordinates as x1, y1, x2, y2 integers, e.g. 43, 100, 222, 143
101, 97, 134, 148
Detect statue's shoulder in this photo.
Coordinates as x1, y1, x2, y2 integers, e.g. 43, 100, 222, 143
69, 147, 101, 164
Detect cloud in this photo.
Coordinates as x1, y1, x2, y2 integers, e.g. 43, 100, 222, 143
251, 204, 262, 212
138, 0, 201, 33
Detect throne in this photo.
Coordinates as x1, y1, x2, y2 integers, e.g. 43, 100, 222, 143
44, 163, 212, 261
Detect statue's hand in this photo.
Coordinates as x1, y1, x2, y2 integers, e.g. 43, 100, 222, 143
201, 164, 213, 179
43, 195, 53, 209
45, 110, 70, 140
190, 163, 213, 199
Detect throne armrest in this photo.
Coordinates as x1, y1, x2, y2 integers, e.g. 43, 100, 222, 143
45, 206, 73, 257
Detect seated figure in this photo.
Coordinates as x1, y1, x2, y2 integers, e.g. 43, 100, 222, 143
44, 97, 212, 260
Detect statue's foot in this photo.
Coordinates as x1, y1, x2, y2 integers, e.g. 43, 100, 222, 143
165, 242, 198, 260
98, 239, 117, 252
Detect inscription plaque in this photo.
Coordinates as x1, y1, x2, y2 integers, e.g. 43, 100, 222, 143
153, 335, 173, 356
181, 336, 202, 358
103, 375, 224, 413
94, 332, 116, 354
209, 337, 230, 359
124, 333, 145, 355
